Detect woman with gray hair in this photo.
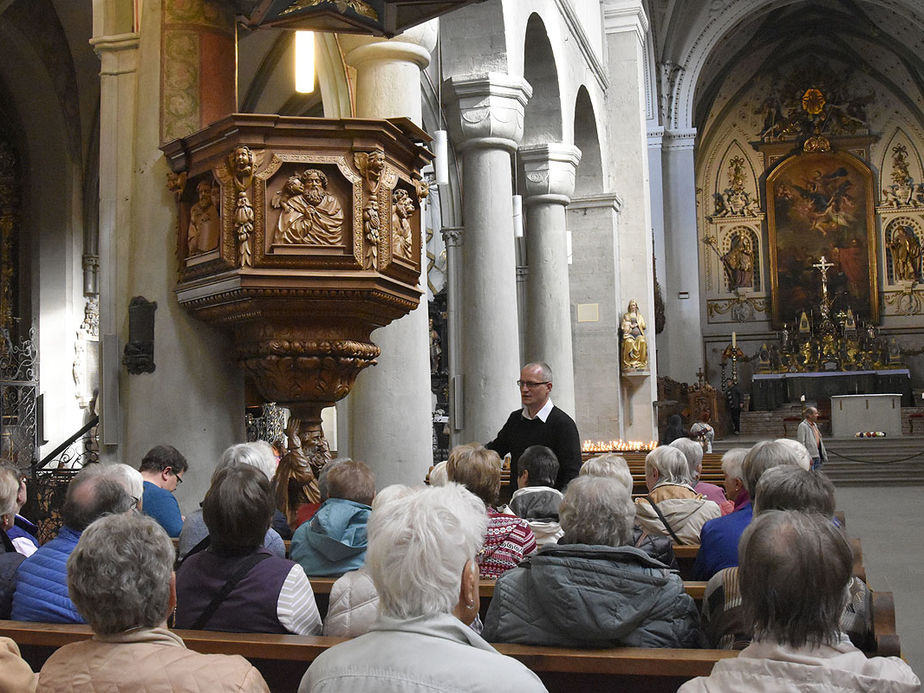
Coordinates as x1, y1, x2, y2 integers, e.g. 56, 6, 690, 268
36, 513, 270, 691
300, 483, 546, 692
482, 475, 702, 648
681, 511, 919, 692
0, 466, 26, 618
178, 441, 286, 560
634, 446, 721, 544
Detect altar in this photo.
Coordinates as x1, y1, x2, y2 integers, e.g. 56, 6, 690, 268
831, 394, 902, 438
751, 369, 912, 411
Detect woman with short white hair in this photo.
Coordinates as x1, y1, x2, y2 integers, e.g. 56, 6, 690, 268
0, 465, 26, 617
301, 483, 546, 692
37, 513, 270, 692
483, 475, 702, 648
634, 446, 721, 544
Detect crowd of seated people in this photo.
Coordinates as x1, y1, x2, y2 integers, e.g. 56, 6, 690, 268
0, 435, 920, 693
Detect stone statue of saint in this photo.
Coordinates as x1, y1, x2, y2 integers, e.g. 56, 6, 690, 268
187, 179, 220, 255
620, 299, 648, 371
272, 168, 344, 246
392, 188, 415, 259
890, 224, 921, 283
721, 233, 753, 290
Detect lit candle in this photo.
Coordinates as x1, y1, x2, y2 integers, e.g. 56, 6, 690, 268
732, 332, 736, 348
801, 395, 806, 402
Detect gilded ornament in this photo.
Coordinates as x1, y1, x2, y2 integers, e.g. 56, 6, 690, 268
280, 0, 378, 20
620, 300, 648, 372
801, 88, 826, 115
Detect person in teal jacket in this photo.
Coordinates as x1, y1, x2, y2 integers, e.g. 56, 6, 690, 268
290, 460, 375, 577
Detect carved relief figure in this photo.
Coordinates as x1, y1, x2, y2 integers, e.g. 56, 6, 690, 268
354, 150, 386, 269
228, 145, 255, 267
273, 417, 328, 529
271, 169, 344, 245
722, 232, 754, 290
620, 299, 648, 371
392, 188, 415, 259
187, 179, 220, 255
890, 224, 921, 283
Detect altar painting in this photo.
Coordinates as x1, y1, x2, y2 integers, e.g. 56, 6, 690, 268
766, 151, 878, 328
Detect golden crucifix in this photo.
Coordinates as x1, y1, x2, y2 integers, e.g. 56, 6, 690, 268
812, 255, 834, 317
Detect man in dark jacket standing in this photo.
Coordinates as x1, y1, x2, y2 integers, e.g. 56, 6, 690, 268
487, 362, 581, 490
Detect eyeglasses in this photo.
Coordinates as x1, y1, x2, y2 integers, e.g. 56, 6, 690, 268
166, 468, 183, 484
516, 380, 549, 389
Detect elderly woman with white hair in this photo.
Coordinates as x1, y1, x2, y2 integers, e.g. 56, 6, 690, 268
37, 512, 270, 691
483, 475, 702, 648
300, 483, 546, 692
0, 465, 26, 618
634, 446, 721, 544
178, 441, 285, 560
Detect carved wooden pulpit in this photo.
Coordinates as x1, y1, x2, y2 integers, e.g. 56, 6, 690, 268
161, 114, 432, 447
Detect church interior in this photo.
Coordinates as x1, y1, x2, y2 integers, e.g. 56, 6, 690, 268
1, 0, 924, 683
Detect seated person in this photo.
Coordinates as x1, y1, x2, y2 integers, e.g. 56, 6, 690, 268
670, 437, 727, 507
178, 442, 285, 560
139, 444, 188, 537
12, 467, 132, 623
294, 457, 349, 530
1, 462, 38, 556
719, 447, 750, 515
175, 465, 321, 634
0, 466, 26, 618
634, 446, 720, 545
774, 437, 813, 470
447, 444, 536, 579
482, 475, 703, 648
300, 483, 546, 692
702, 467, 870, 651
509, 445, 563, 547
1, 636, 35, 692
580, 453, 677, 569
290, 460, 375, 577
694, 440, 802, 580
104, 463, 144, 510
38, 513, 269, 692
680, 511, 919, 692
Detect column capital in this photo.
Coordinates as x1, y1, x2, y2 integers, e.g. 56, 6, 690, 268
519, 143, 582, 205
340, 20, 438, 70
663, 128, 698, 151
89, 32, 140, 75
444, 72, 532, 153
602, 0, 649, 39
441, 225, 463, 247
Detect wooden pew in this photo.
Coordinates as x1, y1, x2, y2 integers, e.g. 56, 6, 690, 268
0, 591, 901, 693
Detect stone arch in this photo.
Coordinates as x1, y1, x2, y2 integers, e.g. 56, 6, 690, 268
521, 12, 562, 146
573, 85, 603, 195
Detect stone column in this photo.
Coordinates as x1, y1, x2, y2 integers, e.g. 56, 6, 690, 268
444, 73, 531, 444
520, 143, 581, 416
90, 16, 140, 448
340, 23, 437, 487
661, 128, 702, 383
601, 0, 658, 441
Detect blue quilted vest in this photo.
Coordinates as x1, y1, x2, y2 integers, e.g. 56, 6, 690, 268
11, 526, 85, 623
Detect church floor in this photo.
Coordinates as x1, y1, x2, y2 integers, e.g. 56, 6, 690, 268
833, 485, 924, 676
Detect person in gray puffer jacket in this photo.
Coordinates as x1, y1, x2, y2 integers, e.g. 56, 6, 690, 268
482, 475, 704, 649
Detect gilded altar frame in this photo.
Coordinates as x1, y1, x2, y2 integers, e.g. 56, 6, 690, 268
766, 150, 879, 328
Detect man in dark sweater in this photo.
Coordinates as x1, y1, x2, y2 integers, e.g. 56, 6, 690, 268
486, 362, 581, 490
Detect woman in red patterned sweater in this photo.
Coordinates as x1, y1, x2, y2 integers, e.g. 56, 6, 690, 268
447, 444, 537, 580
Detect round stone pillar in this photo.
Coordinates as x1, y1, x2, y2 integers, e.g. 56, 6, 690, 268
445, 73, 532, 444
520, 143, 581, 417
339, 23, 437, 487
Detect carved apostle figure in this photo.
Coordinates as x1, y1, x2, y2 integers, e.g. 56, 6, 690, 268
271, 169, 344, 245
392, 188, 415, 259
721, 233, 754, 290
620, 299, 648, 371
187, 179, 220, 254
272, 417, 329, 529
890, 224, 921, 283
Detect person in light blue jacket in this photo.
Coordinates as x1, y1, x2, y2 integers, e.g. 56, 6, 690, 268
290, 460, 374, 576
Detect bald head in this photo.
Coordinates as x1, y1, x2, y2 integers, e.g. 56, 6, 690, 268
63, 467, 133, 532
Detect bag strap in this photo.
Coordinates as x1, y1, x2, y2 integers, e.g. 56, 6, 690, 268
190, 552, 271, 630
643, 495, 684, 545
176, 535, 211, 569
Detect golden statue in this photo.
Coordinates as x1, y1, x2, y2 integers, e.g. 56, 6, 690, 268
889, 224, 921, 283
620, 299, 648, 371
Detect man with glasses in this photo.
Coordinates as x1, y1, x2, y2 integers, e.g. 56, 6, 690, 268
139, 445, 188, 537
486, 362, 581, 490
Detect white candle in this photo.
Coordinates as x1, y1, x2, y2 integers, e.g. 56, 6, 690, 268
732, 332, 737, 348
801, 395, 806, 402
